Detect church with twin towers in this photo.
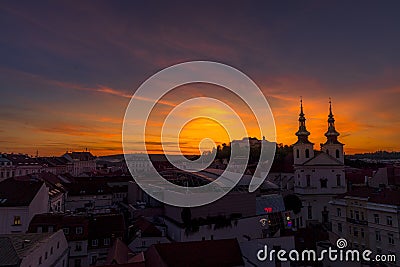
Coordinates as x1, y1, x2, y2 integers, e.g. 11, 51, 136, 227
292, 99, 347, 228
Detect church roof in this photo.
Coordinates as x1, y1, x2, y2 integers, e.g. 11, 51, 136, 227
298, 151, 344, 166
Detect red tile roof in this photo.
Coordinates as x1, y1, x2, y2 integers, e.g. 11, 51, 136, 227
133, 217, 162, 237
106, 239, 135, 265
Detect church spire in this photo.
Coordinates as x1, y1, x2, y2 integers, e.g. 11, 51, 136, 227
324, 98, 341, 144
295, 97, 311, 144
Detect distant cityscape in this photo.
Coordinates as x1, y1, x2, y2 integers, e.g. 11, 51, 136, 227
1, 101, 400, 267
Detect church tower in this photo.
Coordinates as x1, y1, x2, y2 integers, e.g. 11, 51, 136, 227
293, 99, 314, 165
321, 99, 344, 163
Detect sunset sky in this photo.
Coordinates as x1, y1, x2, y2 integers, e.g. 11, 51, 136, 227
1, 1, 400, 156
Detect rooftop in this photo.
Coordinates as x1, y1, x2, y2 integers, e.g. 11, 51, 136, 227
336, 187, 400, 206
0, 178, 44, 207
0, 232, 54, 266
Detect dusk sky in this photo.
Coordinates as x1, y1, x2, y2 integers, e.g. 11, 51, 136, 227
1, 1, 400, 156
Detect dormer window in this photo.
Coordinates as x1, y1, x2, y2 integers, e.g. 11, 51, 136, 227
336, 149, 340, 158
305, 149, 310, 158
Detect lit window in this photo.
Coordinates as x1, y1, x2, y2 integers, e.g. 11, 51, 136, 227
13, 216, 21, 226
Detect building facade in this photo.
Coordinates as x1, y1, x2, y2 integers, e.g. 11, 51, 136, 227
293, 100, 347, 227
329, 187, 400, 266
0, 178, 49, 234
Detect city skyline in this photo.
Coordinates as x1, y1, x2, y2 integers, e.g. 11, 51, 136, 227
1, 1, 400, 156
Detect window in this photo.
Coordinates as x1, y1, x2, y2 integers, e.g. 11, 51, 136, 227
307, 206, 312, 219
63, 227, 69, 235
306, 175, 311, 187
355, 211, 360, 220
387, 216, 393, 226
388, 233, 395, 245
50, 247, 53, 255
91, 256, 97, 265
350, 210, 354, 219
336, 175, 341, 186
338, 223, 342, 233
45, 252, 48, 259
361, 228, 364, 238
57, 242, 60, 249
104, 238, 110, 246
320, 179, 327, 188
13, 216, 21, 226
296, 149, 299, 158
92, 239, 98, 246
361, 212, 365, 221
349, 226, 352, 234
374, 214, 380, 224
75, 242, 82, 251
354, 227, 358, 237
326, 149, 329, 155
337, 208, 342, 217
336, 149, 340, 158
48, 226, 54, 233
39, 256, 42, 265
76, 227, 83, 235
74, 259, 81, 267
376, 231, 381, 242
305, 149, 310, 158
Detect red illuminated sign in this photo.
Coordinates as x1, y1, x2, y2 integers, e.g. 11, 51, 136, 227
264, 207, 273, 213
